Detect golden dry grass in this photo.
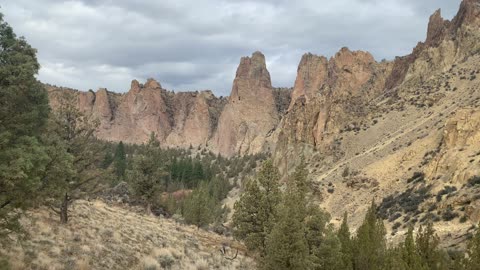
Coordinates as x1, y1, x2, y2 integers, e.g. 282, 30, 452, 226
0, 200, 254, 270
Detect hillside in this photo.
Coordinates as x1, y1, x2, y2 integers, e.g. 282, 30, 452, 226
0, 200, 253, 270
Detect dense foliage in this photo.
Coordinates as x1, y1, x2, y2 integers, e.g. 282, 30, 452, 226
233, 160, 480, 270
0, 12, 50, 232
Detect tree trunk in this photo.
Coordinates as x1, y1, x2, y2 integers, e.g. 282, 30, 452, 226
146, 202, 152, 215
60, 193, 69, 224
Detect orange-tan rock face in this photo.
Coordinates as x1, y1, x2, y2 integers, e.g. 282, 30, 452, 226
47, 79, 227, 147
166, 90, 223, 148
213, 52, 280, 156
47, 52, 283, 155
275, 47, 392, 171
425, 109, 480, 184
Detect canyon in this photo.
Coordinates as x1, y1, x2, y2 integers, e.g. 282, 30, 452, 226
47, 0, 480, 246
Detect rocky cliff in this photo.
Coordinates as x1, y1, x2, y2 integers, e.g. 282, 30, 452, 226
269, 0, 480, 247
47, 52, 286, 156
47, 0, 480, 246
212, 52, 280, 156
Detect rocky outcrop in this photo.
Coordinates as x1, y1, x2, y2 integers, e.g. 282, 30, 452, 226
425, 109, 480, 184
212, 52, 280, 156
275, 47, 392, 172
166, 90, 223, 148
47, 53, 281, 155
46, 0, 480, 162
289, 53, 328, 108
386, 0, 480, 90
47, 80, 227, 147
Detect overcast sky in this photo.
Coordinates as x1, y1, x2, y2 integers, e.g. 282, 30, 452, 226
2, 0, 461, 96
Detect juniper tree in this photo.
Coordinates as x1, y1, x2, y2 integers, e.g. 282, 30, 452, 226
47, 92, 105, 223
0, 12, 50, 232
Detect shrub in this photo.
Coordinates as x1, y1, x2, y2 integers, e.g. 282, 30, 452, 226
392, 222, 402, 230
467, 176, 480, 187
407, 172, 425, 184
442, 207, 459, 221
436, 186, 457, 202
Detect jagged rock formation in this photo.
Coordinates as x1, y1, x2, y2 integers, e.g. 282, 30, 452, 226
213, 52, 280, 156
47, 80, 228, 147
386, 0, 480, 91
48, 52, 286, 157
275, 47, 392, 172
46, 0, 480, 246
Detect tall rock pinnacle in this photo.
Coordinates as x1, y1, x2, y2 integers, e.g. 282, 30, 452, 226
213, 51, 279, 157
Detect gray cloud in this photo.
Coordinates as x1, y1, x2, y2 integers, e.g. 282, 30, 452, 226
1, 0, 461, 96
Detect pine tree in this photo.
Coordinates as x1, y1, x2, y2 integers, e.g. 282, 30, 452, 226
292, 157, 309, 197
338, 212, 354, 270
232, 179, 266, 253
464, 227, 480, 270
416, 222, 444, 270
232, 160, 281, 258
113, 141, 127, 179
47, 92, 106, 223
401, 226, 427, 270
353, 201, 387, 270
306, 206, 343, 270
183, 183, 215, 228
126, 137, 167, 212
256, 160, 281, 236
0, 12, 51, 232
263, 189, 309, 270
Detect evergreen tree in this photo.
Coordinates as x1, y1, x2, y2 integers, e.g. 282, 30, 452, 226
292, 156, 309, 197
47, 92, 105, 223
401, 226, 427, 270
353, 201, 387, 270
263, 188, 309, 270
306, 206, 343, 270
126, 138, 167, 212
232, 160, 281, 258
464, 227, 480, 270
101, 150, 114, 169
0, 12, 51, 232
113, 141, 127, 179
232, 179, 266, 253
192, 160, 204, 182
338, 212, 354, 270
183, 183, 215, 228
256, 160, 281, 236
416, 223, 447, 270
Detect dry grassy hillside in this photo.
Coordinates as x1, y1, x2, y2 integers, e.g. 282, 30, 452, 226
0, 200, 253, 270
